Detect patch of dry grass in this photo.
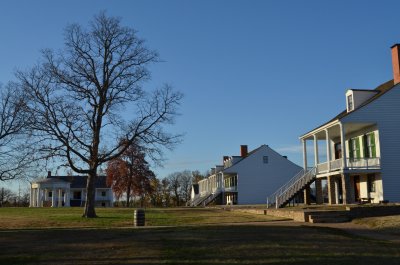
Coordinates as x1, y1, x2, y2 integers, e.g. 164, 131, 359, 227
353, 215, 400, 235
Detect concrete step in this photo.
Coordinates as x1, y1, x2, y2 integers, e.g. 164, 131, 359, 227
307, 211, 351, 223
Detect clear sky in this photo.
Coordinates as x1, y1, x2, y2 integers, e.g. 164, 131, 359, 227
1, 0, 399, 190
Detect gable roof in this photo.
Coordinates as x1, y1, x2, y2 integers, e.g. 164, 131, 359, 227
301, 79, 395, 138
48, 175, 110, 189
223, 145, 301, 173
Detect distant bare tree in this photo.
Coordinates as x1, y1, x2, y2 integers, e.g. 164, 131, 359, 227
167, 170, 193, 206
161, 178, 171, 207
0, 83, 32, 181
179, 170, 192, 203
0, 187, 15, 207
17, 12, 182, 217
168, 172, 181, 206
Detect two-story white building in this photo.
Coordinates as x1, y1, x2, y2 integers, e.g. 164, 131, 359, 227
190, 145, 302, 206
30, 172, 113, 207
269, 44, 400, 208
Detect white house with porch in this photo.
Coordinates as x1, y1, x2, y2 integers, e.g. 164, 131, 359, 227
30, 172, 113, 207
268, 44, 400, 208
190, 145, 302, 206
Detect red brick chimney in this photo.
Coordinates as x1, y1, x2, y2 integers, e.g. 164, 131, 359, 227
240, 145, 248, 157
391, 44, 400, 84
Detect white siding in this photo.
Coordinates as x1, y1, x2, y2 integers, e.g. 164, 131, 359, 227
224, 145, 302, 204
341, 83, 400, 202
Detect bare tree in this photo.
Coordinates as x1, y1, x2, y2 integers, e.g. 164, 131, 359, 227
0, 83, 33, 181
161, 178, 171, 207
17, 12, 182, 217
179, 170, 192, 203
0, 187, 15, 207
168, 172, 181, 206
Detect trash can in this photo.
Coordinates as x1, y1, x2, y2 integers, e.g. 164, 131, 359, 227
134, 209, 145, 226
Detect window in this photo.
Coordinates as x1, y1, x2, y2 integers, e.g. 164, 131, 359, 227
73, 191, 82, 200
347, 95, 354, 111
349, 138, 360, 160
334, 143, 342, 159
367, 174, 376, 193
101, 191, 106, 197
48, 191, 52, 198
263, 156, 269, 164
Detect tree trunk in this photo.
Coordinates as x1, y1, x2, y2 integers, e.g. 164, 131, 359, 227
126, 185, 131, 208
83, 171, 97, 218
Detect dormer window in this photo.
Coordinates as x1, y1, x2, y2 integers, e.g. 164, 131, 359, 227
346, 89, 378, 113
347, 95, 354, 111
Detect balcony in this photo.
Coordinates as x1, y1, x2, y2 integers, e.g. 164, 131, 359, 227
347, 157, 380, 170
316, 157, 380, 174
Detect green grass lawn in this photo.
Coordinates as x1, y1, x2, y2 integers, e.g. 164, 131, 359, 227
1, 207, 400, 264
0, 207, 283, 229
2, 225, 400, 264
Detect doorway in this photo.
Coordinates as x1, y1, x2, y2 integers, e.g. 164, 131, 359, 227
353, 175, 360, 202
334, 143, 342, 159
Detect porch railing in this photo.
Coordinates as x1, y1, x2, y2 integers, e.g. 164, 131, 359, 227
347, 157, 380, 169
315, 157, 380, 174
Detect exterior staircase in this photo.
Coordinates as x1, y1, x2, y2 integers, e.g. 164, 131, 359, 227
267, 167, 317, 208
190, 190, 222, 206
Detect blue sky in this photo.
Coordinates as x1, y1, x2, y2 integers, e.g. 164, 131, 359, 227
1, 0, 399, 189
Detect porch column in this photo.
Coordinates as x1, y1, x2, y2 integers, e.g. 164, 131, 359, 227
29, 187, 34, 207
36, 187, 41, 207
315, 178, 323, 204
302, 139, 308, 170
313, 134, 319, 166
65, 189, 70, 207
339, 123, 347, 169
44, 189, 48, 202
327, 176, 336, 205
51, 188, 56, 207
325, 129, 331, 171
341, 174, 352, 204
58, 189, 62, 207
302, 139, 310, 204
33, 188, 37, 207
334, 178, 339, 204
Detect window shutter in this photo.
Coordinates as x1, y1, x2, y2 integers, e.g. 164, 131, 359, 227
356, 137, 361, 158
370, 132, 376, 158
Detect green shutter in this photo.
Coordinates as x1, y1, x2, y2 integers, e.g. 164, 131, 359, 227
356, 137, 361, 159
370, 132, 376, 158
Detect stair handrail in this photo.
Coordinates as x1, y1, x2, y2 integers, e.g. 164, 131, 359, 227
202, 190, 221, 206
267, 167, 316, 207
190, 191, 211, 206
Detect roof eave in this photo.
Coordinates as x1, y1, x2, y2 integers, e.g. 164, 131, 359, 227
299, 119, 341, 140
